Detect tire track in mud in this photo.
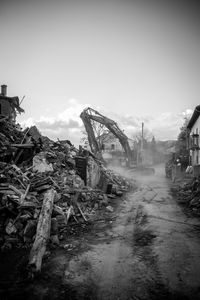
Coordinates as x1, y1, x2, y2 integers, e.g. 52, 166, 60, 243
132, 204, 188, 300
3, 179, 194, 300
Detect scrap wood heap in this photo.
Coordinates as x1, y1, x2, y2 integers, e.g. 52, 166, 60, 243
0, 117, 42, 165
0, 117, 25, 159
0, 120, 132, 273
171, 176, 200, 214
101, 165, 132, 193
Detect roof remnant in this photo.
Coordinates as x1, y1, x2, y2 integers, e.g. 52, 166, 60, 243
187, 105, 200, 130
0, 84, 24, 121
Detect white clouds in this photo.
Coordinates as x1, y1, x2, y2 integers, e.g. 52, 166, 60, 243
57, 99, 87, 127
18, 99, 90, 145
20, 117, 35, 128
182, 109, 193, 117
18, 98, 193, 145
105, 109, 192, 141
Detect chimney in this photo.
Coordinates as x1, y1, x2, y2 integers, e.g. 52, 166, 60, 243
1, 85, 7, 96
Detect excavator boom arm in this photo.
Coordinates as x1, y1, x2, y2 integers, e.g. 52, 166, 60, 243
80, 107, 132, 165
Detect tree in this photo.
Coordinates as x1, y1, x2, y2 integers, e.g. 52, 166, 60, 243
80, 123, 111, 150
133, 128, 152, 142
80, 129, 89, 148
176, 117, 190, 169
150, 136, 156, 151
150, 136, 157, 163
132, 127, 153, 150
176, 117, 189, 154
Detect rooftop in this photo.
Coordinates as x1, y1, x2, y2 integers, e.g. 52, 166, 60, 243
187, 105, 200, 130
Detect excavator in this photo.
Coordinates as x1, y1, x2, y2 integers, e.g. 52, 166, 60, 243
80, 107, 155, 174
80, 107, 133, 166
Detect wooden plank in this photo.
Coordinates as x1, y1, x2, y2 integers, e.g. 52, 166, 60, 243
14, 134, 31, 164
49, 176, 60, 189
8, 185, 24, 196
20, 183, 30, 204
28, 188, 56, 274
65, 205, 73, 225
76, 202, 87, 222
11, 143, 34, 148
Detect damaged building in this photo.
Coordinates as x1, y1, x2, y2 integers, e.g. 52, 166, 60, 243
0, 85, 24, 122
0, 89, 132, 277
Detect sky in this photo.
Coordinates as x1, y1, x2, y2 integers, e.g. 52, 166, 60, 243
0, 0, 199, 145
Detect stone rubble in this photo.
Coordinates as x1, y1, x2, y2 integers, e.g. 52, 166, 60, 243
171, 176, 200, 214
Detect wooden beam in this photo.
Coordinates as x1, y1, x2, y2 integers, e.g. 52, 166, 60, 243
28, 188, 56, 274
11, 143, 34, 148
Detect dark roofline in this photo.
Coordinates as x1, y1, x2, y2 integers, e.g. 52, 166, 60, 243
0, 95, 24, 114
187, 105, 200, 130
0, 95, 19, 101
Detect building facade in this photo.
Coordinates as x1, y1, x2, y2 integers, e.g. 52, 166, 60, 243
187, 105, 200, 174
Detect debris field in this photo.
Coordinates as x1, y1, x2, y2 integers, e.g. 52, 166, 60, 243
0, 116, 133, 276
171, 176, 200, 215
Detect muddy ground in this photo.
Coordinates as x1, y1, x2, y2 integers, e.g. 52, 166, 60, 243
1, 164, 200, 300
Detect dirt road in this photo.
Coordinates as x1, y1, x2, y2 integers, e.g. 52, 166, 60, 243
2, 165, 200, 300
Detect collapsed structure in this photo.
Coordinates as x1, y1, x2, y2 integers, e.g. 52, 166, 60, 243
0, 85, 24, 122
0, 86, 133, 275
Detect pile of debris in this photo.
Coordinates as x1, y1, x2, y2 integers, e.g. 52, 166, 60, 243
171, 176, 200, 214
0, 117, 42, 165
0, 117, 24, 160
0, 119, 133, 274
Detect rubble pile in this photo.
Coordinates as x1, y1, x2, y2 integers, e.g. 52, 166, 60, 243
0, 120, 132, 273
0, 118, 42, 166
171, 176, 200, 214
101, 165, 132, 194
0, 117, 25, 159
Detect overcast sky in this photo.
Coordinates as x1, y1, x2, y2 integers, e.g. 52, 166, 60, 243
0, 0, 199, 145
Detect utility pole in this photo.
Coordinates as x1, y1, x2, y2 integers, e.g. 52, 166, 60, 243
141, 122, 144, 165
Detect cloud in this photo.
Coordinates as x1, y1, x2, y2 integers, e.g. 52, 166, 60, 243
18, 99, 193, 146
19, 99, 90, 145
103, 108, 193, 141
